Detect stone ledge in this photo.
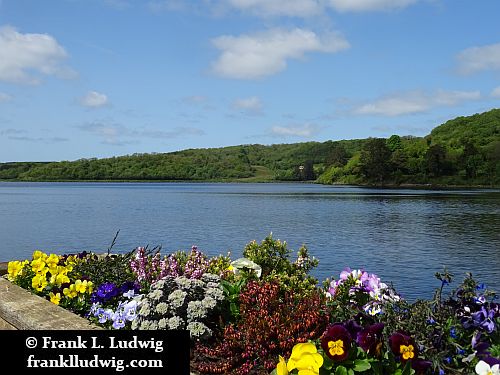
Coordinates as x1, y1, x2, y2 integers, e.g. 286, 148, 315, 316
0, 261, 7, 276
0, 277, 101, 330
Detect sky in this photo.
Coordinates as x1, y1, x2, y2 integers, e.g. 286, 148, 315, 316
0, 0, 499, 162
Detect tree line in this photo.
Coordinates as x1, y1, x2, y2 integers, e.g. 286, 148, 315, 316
1, 108, 499, 186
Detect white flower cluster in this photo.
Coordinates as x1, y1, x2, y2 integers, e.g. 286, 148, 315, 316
132, 273, 224, 340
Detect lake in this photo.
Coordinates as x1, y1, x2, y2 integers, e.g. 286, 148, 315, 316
0, 182, 499, 301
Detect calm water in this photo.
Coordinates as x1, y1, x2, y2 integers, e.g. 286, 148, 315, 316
1, 182, 499, 300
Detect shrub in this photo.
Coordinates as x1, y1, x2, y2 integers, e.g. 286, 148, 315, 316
193, 280, 328, 374
131, 273, 224, 340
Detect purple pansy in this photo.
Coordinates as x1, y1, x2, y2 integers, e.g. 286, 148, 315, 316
357, 323, 384, 356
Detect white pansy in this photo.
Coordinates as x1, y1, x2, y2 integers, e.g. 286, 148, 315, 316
230, 257, 262, 278
475, 360, 500, 375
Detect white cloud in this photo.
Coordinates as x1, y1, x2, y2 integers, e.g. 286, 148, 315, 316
224, 0, 322, 17
328, 0, 418, 12
492, 87, 500, 98
80, 91, 109, 108
150, 0, 420, 16
271, 123, 321, 138
0, 25, 73, 84
456, 43, 500, 75
78, 122, 127, 145
0, 92, 11, 102
78, 122, 204, 145
353, 90, 481, 116
232, 96, 263, 115
211, 28, 349, 79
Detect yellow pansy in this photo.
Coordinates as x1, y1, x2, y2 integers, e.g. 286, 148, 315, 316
49, 292, 61, 305
400, 345, 415, 360
46, 254, 60, 268
65, 255, 77, 266
328, 340, 345, 356
64, 263, 74, 272
48, 265, 58, 276
276, 355, 288, 375
7, 261, 24, 281
31, 258, 46, 273
74, 279, 89, 294
32, 250, 43, 259
63, 284, 78, 299
50, 272, 70, 286
32, 250, 48, 261
86, 280, 94, 294
287, 343, 323, 375
32, 274, 48, 292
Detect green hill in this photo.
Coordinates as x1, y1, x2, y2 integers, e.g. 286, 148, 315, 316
1, 109, 499, 186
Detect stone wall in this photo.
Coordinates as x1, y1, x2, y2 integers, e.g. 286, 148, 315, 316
0, 277, 101, 330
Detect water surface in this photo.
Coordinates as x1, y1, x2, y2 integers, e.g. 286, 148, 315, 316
1, 182, 499, 300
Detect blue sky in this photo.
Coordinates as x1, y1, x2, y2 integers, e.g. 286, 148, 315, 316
0, 0, 499, 162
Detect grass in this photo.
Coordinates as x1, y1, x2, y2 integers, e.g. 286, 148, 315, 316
234, 165, 275, 182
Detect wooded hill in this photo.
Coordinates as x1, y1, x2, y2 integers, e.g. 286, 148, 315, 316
1, 108, 499, 186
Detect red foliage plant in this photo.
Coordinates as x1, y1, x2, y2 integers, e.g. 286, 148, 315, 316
193, 280, 329, 375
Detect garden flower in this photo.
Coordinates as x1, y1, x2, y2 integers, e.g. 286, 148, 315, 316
364, 302, 382, 316
7, 260, 24, 281
475, 360, 500, 375
230, 257, 262, 278
357, 323, 384, 356
286, 342, 323, 375
276, 355, 288, 375
49, 292, 61, 305
320, 324, 352, 361
389, 332, 416, 362
32, 250, 47, 260
471, 307, 496, 333
187, 321, 211, 338
92, 282, 119, 303
63, 284, 78, 299
31, 258, 47, 273
123, 289, 137, 299
49, 266, 70, 285
95, 308, 112, 324
74, 279, 89, 294
89, 303, 99, 315
119, 281, 140, 295
112, 313, 126, 329
45, 253, 59, 268
411, 359, 432, 373
32, 274, 48, 292
124, 300, 138, 321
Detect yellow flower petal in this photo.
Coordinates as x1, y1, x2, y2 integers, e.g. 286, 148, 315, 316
298, 370, 319, 375
292, 353, 323, 372
290, 343, 318, 359
49, 292, 61, 305
276, 355, 288, 375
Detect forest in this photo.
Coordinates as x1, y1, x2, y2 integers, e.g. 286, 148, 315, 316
1, 108, 499, 186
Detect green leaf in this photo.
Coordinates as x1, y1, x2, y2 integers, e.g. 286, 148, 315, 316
348, 369, 354, 375
370, 361, 382, 375
353, 359, 371, 372
269, 369, 278, 375
335, 366, 348, 375
322, 355, 334, 370
402, 361, 412, 375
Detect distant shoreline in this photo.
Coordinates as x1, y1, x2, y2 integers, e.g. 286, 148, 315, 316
1, 179, 499, 190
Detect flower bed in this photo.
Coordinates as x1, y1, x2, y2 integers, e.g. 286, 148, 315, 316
4, 235, 500, 375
